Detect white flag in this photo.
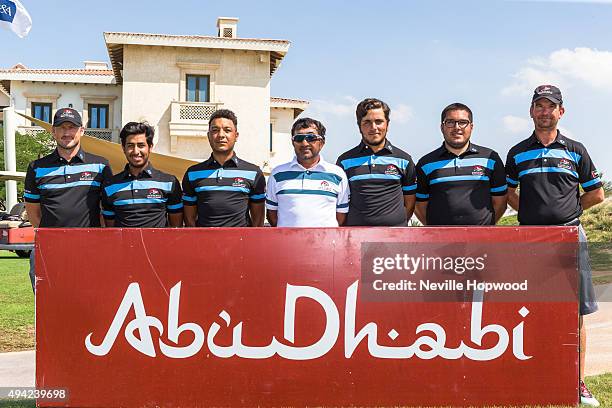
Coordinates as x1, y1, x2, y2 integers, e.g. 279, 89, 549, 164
0, 0, 32, 38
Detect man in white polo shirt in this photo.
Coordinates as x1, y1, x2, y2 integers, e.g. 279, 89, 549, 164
266, 118, 349, 227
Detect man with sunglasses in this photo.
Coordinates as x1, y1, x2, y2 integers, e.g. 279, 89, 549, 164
182, 109, 266, 227
414, 103, 507, 225
266, 117, 349, 227
506, 85, 604, 407
336, 98, 417, 226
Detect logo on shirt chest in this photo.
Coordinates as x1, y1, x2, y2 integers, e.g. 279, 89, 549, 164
320, 180, 332, 192
232, 177, 248, 189
471, 166, 485, 176
384, 165, 399, 176
557, 159, 572, 170
147, 189, 163, 199
80, 171, 94, 181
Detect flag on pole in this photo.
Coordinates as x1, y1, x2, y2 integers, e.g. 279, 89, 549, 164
0, 0, 32, 38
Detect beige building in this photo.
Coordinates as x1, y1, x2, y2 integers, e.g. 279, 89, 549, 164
0, 17, 308, 172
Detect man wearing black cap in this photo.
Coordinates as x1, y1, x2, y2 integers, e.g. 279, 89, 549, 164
506, 85, 604, 406
24, 107, 112, 290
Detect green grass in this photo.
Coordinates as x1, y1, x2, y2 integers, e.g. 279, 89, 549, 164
0, 372, 610, 407
0, 251, 34, 352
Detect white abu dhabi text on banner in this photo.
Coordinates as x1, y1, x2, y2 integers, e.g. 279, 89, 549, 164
0, 0, 31, 38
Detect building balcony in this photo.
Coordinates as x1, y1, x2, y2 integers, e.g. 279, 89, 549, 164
169, 101, 223, 153
17, 126, 118, 143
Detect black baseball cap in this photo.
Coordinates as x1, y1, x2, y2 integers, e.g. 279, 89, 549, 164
53, 108, 83, 127
532, 85, 563, 105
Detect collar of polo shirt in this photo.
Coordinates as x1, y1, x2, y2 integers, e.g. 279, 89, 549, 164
289, 154, 328, 171
436, 141, 479, 158
122, 162, 154, 179
359, 139, 394, 154
528, 130, 568, 148
208, 153, 239, 167
53, 147, 85, 163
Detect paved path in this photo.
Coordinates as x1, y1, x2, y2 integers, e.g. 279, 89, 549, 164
584, 283, 612, 375
1, 286, 610, 387
0, 350, 34, 387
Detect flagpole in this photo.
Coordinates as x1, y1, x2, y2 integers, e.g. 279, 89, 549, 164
3, 107, 18, 211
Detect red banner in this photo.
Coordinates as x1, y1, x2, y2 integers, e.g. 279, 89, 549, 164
36, 227, 579, 407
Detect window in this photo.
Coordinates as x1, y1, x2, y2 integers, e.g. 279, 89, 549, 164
269, 123, 273, 152
31, 102, 52, 125
88, 104, 109, 129
186, 75, 210, 102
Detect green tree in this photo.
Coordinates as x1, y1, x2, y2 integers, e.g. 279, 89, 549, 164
0, 128, 54, 204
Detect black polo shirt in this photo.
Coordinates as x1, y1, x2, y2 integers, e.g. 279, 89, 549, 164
182, 154, 266, 227
336, 140, 416, 226
505, 131, 602, 225
416, 143, 507, 225
24, 148, 111, 227
101, 163, 183, 228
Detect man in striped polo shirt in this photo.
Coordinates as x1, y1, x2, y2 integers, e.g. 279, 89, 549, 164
24, 107, 112, 290
102, 122, 183, 228
414, 103, 507, 225
336, 98, 417, 226
182, 109, 266, 227
506, 85, 604, 406
266, 117, 349, 227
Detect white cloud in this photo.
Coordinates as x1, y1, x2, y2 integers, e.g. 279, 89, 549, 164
502, 47, 612, 96
502, 115, 531, 134
307, 96, 358, 117
392, 104, 413, 124
306, 96, 414, 125
558, 126, 574, 139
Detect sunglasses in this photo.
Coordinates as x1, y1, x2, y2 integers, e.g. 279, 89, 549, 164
291, 133, 325, 143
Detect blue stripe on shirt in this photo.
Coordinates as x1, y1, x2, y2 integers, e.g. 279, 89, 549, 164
349, 173, 401, 182
402, 184, 417, 191
195, 185, 250, 194
105, 180, 173, 197
340, 155, 409, 170
250, 193, 265, 200
490, 185, 508, 193
114, 198, 167, 206
166, 203, 183, 210
273, 170, 342, 185
518, 167, 578, 179
421, 157, 495, 176
581, 178, 601, 188
429, 175, 489, 185
188, 169, 257, 181
277, 189, 338, 198
24, 192, 40, 200
513, 148, 581, 165
35, 163, 106, 179
39, 180, 101, 189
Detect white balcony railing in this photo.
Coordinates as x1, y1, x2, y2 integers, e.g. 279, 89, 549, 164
170, 101, 223, 123
17, 126, 117, 143
85, 128, 115, 142
17, 126, 48, 136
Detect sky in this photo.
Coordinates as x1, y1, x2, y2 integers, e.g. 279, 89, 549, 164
2, 0, 612, 179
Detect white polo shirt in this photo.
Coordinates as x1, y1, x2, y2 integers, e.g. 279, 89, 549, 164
265, 156, 349, 227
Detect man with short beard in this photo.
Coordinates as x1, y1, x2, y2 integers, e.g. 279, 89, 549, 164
101, 122, 183, 228
336, 98, 417, 226
24, 108, 112, 290
506, 85, 604, 407
182, 109, 266, 227
414, 103, 507, 225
